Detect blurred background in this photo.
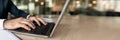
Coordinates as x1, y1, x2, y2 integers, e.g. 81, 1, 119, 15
11, 0, 120, 17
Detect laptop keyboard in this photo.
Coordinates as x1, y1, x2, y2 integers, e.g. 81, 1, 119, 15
14, 22, 55, 36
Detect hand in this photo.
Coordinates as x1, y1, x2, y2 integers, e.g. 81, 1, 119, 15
4, 17, 35, 31
28, 16, 47, 26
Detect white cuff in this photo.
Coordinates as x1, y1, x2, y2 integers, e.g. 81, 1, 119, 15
26, 15, 31, 19
0, 19, 6, 30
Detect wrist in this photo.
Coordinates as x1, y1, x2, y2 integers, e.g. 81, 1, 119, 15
3, 20, 9, 30
3, 20, 7, 29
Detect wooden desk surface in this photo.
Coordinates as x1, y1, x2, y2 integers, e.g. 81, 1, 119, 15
14, 15, 120, 40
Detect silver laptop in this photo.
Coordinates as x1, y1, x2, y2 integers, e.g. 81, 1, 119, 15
10, 0, 70, 38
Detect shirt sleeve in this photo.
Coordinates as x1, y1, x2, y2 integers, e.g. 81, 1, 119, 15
26, 15, 31, 19
0, 19, 6, 30
8, 0, 29, 18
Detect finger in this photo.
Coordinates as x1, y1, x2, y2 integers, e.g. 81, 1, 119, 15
27, 20, 36, 28
34, 18, 41, 26
37, 18, 47, 25
21, 20, 35, 29
26, 21, 35, 29
20, 23, 31, 31
28, 20, 36, 29
30, 21, 36, 29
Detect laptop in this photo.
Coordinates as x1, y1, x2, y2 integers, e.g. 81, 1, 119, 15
10, 0, 70, 38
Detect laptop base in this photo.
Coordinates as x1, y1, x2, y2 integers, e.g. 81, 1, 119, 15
10, 22, 55, 38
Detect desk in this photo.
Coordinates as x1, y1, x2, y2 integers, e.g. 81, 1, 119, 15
14, 15, 120, 40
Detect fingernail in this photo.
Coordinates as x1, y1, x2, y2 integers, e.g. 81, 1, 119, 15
28, 29, 31, 31
45, 23, 47, 25
39, 24, 41, 26
34, 27, 36, 29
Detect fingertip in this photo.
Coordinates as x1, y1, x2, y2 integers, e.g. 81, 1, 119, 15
25, 28, 31, 31
37, 22, 41, 26
28, 29, 31, 31
43, 22, 47, 25
38, 24, 41, 26
44, 22, 47, 25
33, 27, 36, 29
